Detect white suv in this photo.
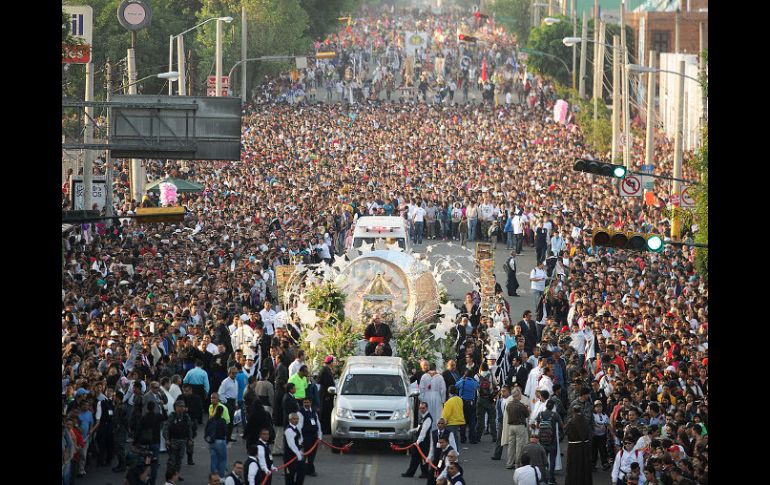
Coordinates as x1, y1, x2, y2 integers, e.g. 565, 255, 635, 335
328, 356, 419, 450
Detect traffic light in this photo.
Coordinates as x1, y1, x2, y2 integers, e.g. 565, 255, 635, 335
573, 158, 627, 178
591, 228, 664, 252
316, 51, 336, 60
135, 206, 186, 224
458, 34, 478, 42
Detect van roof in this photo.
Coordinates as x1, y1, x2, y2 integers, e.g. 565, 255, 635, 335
345, 356, 404, 373
354, 216, 406, 228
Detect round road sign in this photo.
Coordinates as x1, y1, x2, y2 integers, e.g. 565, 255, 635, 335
118, 1, 152, 31
620, 174, 642, 197
681, 186, 695, 207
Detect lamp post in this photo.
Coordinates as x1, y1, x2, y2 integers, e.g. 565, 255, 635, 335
113, 71, 180, 94
168, 16, 233, 95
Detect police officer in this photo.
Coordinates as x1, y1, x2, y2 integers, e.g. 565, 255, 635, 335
283, 413, 305, 485
298, 397, 323, 476
96, 387, 116, 467
162, 400, 195, 480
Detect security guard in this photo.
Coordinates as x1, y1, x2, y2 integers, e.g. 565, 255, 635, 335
162, 400, 195, 480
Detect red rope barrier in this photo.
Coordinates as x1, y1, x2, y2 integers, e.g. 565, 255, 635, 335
259, 438, 354, 485
389, 442, 439, 470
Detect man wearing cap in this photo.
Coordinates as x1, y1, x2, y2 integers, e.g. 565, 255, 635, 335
611, 438, 644, 485
318, 356, 336, 435
162, 400, 195, 481
591, 400, 610, 471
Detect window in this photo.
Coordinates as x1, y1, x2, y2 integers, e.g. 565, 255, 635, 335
652, 31, 669, 54
341, 374, 405, 396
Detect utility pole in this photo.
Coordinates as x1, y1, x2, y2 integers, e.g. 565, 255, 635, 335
127, 31, 144, 204
671, 60, 685, 241
168, 35, 174, 95
177, 36, 187, 95
611, 35, 620, 164
594, 20, 605, 120
241, 5, 248, 104
105, 60, 114, 224
571, 0, 577, 90
579, 13, 587, 99
620, 1, 631, 169
84, 61, 95, 211
644, 51, 656, 171
187, 50, 194, 95
592, 0, 599, 120
216, 18, 223, 97
699, 22, 707, 137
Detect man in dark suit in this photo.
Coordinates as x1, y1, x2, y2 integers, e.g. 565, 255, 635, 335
511, 355, 531, 392
273, 354, 290, 425
260, 346, 281, 384
517, 311, 538, 353
442, 360, 461, 402
252, 326, 271, 364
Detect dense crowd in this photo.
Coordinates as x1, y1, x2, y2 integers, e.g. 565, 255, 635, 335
62, 6, 706, 485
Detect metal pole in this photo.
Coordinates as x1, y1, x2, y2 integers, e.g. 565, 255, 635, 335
671, 60, 685, 241
84, 62, 94, 211
572, 1, 577, 90
168, 35, 174, 95
594, 20, 605, 122
177, 36, 187, 95
611, 35, 620, 164
644, 51, 656, 170
592, 0, 599, 114
128, 31, 143, 204
105, 60, 114, 224
241, 5, 248, 104
699, 22, 707, 132
216, 19, 223, 96
579, 13, 587, 98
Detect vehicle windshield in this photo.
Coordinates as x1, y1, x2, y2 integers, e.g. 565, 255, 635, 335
353, 237, 406, 250
341, 374, 405, 396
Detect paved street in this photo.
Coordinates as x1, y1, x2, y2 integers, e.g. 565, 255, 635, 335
80, 240, 613, 485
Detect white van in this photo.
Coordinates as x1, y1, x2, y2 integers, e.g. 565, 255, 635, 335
328, 356, 419, 450
350, 216, 410, 252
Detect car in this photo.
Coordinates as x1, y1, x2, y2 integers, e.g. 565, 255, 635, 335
349, 216, 411, 253
328, 356, 419, 451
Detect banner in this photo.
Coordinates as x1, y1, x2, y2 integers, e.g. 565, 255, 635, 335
553, 99, 569, 124
405, 31, 428, 56
434, 57, 445, 78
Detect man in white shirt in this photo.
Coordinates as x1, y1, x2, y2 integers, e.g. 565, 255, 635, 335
283, 413, 305, 485
413, 203, 427, 245
260, 301, 277, 337
512, 211, 524, 254
512, 453, 542, 485
288, 350, 305, 378
231, 317, 255, 354
529, 261, 547, 308
550, 230, 565, 257
218, 367, 240, 442
246, 429, 277, 485
479, 197, 495, 242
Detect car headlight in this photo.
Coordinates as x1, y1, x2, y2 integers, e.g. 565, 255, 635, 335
336, 407, 354, 419
391, 407, 411, 420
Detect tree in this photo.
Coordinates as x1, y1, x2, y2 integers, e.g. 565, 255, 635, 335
690, 49, 708, 280
490, 0, 531, 45
525, 15, 634, 102
300, 0, 360, 41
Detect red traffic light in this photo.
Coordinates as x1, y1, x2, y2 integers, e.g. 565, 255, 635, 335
458, 34, 477, 42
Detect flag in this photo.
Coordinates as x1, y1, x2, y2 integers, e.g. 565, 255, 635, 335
481, 57, 488, 82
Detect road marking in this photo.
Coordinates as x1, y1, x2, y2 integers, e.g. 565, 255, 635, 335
369, 454, 379, 485
352, 462, 363, 484
364, 464, 371, 479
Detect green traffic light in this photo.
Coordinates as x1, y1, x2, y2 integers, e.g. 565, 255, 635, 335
646, 235, 664, 252
613, 166, 627, 178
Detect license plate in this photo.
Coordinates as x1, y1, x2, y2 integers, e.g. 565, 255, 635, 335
365, 430, 380, 438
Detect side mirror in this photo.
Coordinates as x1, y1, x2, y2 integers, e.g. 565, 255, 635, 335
328, 386, 337, 395
409, 389, 420, 398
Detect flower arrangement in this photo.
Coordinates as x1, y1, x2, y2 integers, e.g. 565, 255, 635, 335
306, 281, 346, 322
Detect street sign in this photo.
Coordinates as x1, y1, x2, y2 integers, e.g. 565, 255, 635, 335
64, 5, 93, 45
208, 76, 230, 88
681, 186, 695, 208
640, 164, 655, 190
620, 175, 643, 197
71, 176, 107, 210
207, 88, 229, 97
62, 44, 91, 64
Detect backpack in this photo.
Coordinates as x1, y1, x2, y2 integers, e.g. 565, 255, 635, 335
537, 410, 555, 446
478, 374, 492, 399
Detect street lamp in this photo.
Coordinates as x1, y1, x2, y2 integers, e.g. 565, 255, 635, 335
114, 71, 179, 94
543, 17, 561, 26
625, 64, 701, 83
169, 16, 234, 95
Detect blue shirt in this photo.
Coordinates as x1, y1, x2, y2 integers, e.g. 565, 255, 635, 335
455, 377, 479, 401
183, 366, 210, 395
235, 372, 248, 403
78, 410, 94, 436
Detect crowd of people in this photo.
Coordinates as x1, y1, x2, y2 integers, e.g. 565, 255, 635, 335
62, 4, 706, 485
